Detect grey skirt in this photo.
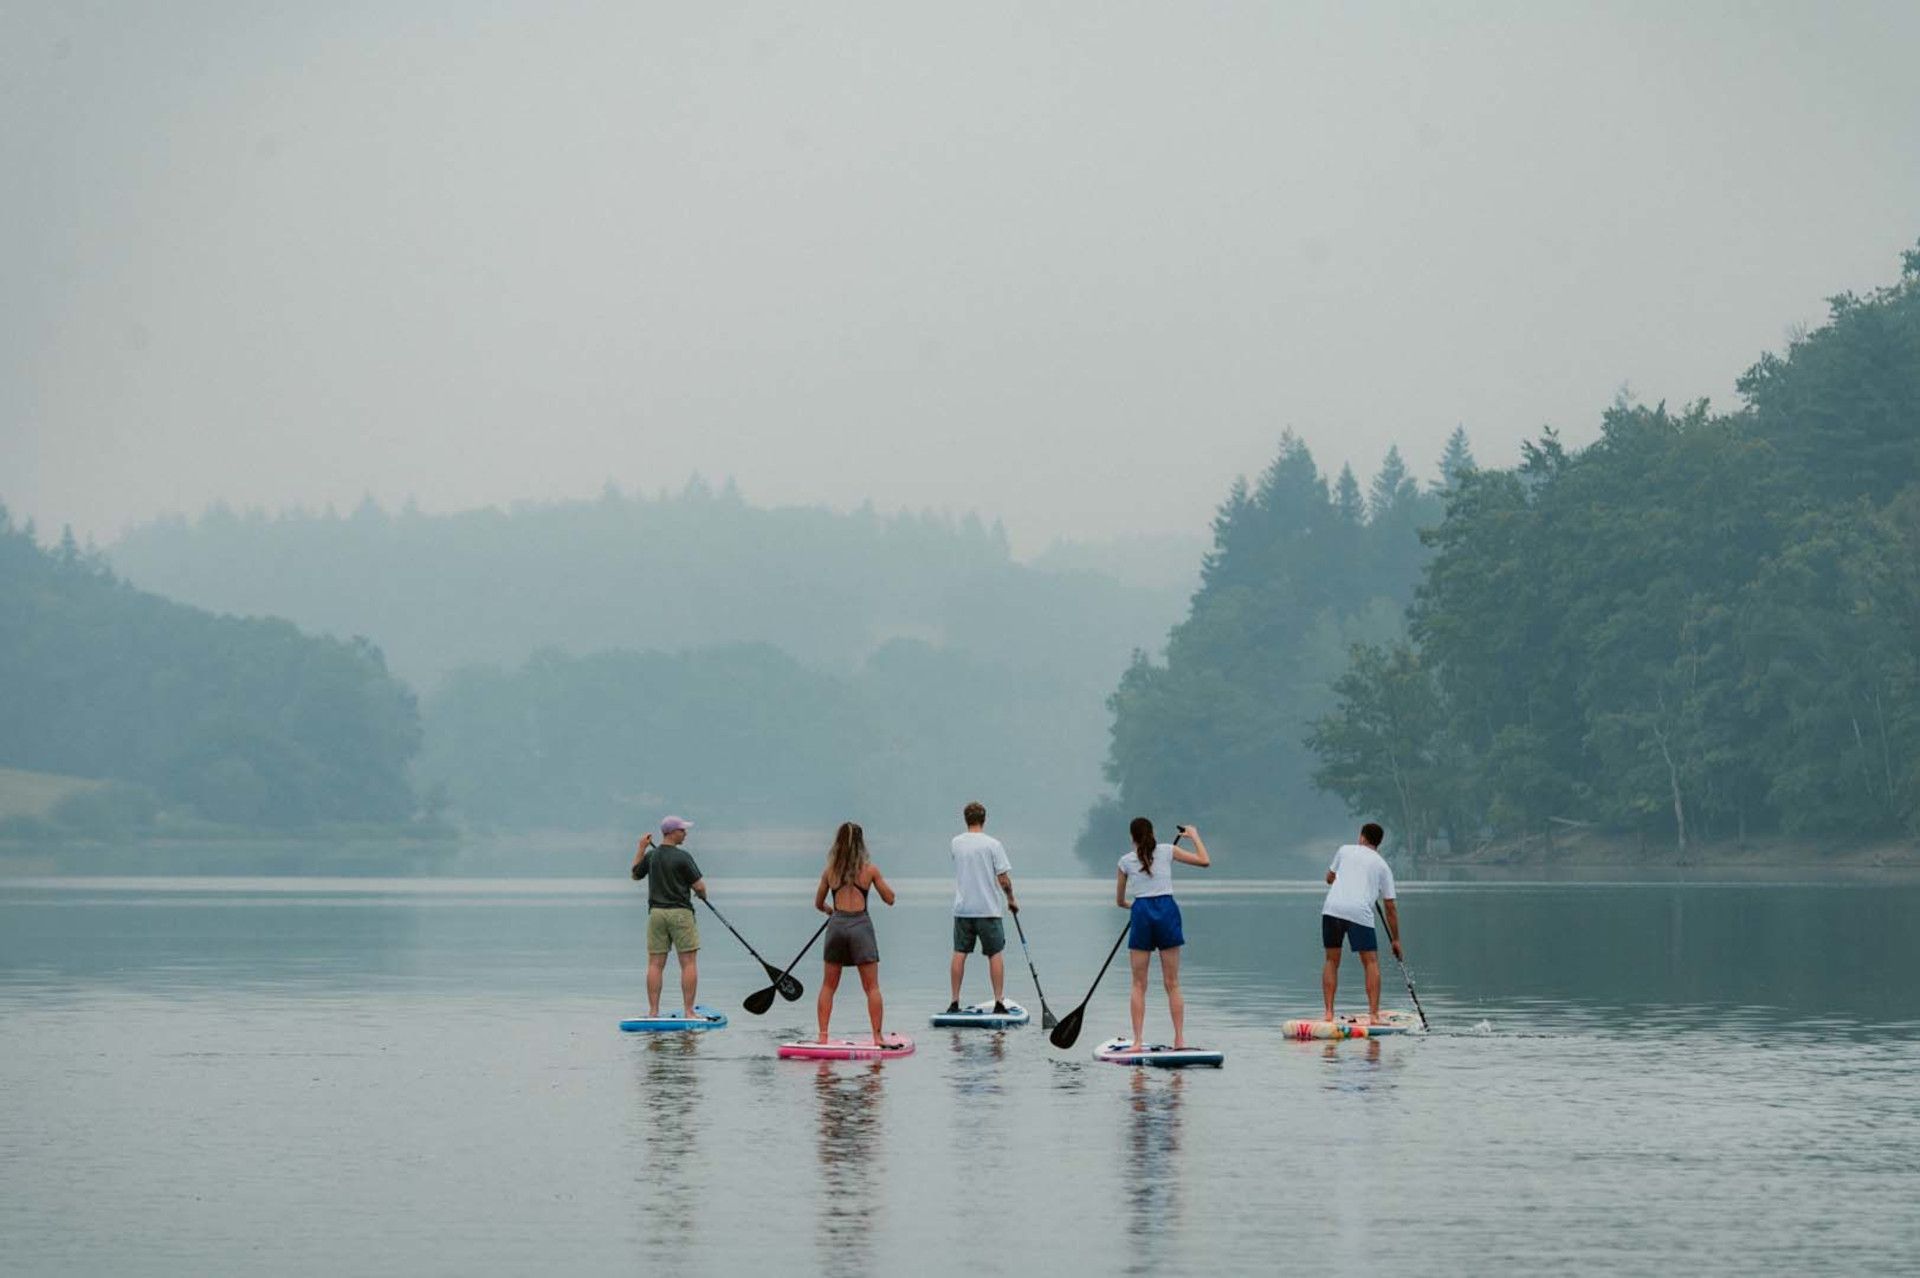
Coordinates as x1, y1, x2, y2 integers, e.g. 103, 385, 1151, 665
824, 910, 879, 966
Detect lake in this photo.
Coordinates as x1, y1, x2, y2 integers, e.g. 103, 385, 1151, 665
3, 871, 1917, 1274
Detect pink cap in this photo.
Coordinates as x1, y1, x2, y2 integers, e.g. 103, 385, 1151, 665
660, 816, 693, 834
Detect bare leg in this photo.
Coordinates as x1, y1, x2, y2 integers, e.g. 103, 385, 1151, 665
647, 952, 668, 1017
988, 951, 1006, 1004
1362, 951, 1383, 1022
817, 963, 842, 1041
1128, 949, 1150, 1050
949, 951, 966, 1005
857, 962, 884, 1043
1161, 947, 1185, 1048
677, 950, 699, 1017
1321, 949, 1342, 1022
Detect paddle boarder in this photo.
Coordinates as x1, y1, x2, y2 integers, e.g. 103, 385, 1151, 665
1320, 822, 1402, 1026
630, 816, 714, 1021
947, 800, 1020, 1016
813, 821, 900, 1047
1117, 818, 1211, 1051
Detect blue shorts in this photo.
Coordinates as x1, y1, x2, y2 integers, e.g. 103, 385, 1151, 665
1129, 895, 1184, 951
1321, 914, 1377, 953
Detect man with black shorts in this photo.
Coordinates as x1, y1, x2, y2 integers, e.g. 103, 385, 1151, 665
630, 815, 712, 1020
947, 801, 1019, 1015
1320, 822, 1402, 1025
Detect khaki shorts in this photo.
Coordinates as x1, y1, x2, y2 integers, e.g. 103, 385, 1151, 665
646, 907, 699, 956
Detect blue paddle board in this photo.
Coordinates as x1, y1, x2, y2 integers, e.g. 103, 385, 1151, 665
930, 1001, 1030, 1028
1094, 1037, 1224, 1068
620, 1005, 728, 1032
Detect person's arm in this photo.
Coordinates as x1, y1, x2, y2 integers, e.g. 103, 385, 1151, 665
631, 834, 653, 881
869, 866, 896, 907
1171, 825, 1210, 867
997, 871, 1018, 914
1381, 897, 1403, 961
1115, 868, 1129, 909
690, 876, 707, 902
814, 872, 831, 915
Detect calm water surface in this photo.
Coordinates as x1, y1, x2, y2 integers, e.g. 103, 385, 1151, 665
3, 874, 1918, 1275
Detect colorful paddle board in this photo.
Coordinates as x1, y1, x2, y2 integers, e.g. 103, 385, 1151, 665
777, 1034, 916, 1060
930, 1001, 1030, 1028
619, 1005, 728, 1032
1094, 1037, 1225, 1068
1281, 1009, 1420, 1040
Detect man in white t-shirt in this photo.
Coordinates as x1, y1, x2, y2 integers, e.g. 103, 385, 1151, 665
1320, 822, 1403, 1025
947, 801, 1019, 1015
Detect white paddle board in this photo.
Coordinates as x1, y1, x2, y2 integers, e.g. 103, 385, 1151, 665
930, 1001, 1030, 1028
1094, 1037, 1224, 1068
1281, 1009, 1420, 1040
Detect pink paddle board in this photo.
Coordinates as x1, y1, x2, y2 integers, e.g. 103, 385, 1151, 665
777, 1034, 916, 1060
1282, 1010, 1419, 1040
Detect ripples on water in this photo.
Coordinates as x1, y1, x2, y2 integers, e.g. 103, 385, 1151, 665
2, 876, 1918, 1274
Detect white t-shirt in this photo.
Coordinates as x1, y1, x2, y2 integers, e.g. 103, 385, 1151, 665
1321, 844, 1396, 927
951, 831, 1012, 917
1117, 843, 1176, 899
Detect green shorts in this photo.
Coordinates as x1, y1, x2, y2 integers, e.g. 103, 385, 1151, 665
647, 907, 699, 956
952, 916, 1006, 957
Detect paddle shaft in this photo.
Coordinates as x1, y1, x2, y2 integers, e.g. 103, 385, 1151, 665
1010, 909, 1057, 1027
1378, 899, 1429, 1030
702, 898, 786, 975
1049, 920, 1129, 1047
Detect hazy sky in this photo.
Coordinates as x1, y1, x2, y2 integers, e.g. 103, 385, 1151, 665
5, 1, 1918, 553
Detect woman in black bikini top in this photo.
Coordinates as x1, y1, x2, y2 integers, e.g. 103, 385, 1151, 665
812, 821, 897, 1045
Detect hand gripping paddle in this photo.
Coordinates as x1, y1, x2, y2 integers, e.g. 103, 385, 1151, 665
701, 898, 803, 1001
743, 917, 829, 1016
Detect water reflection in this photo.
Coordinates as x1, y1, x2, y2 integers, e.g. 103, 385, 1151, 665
630, 1033, 704, 1263
1123, 1069, 1186, 1276
813, 1061, 886, 1272
1317, 1035, 1385, 1089
946, 1029, 1009, 1099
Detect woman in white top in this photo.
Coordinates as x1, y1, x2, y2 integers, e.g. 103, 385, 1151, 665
1115, 817, 1211, 1050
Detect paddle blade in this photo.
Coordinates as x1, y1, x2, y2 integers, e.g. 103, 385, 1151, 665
777, 973, 804, 1001
742, 984, 777, 1015
1048, 1004, 1085, 1049
1040, 1006, 1060, 1031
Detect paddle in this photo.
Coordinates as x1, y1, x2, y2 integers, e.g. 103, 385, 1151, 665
743, 918, 829, 1016
701, 897, 803, 1001
1047, 920, 1131, 1050
1379, 899, 1429, 1031
1010, 908, 1059, 1031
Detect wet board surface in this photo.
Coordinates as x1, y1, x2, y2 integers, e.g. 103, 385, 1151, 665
930, 1001, 1030, 1028
777, 1034, 916, 1060
619, 1005, 728, 1032
1281, 1010, 1421, 1040
1094, 1037, 1225, 1068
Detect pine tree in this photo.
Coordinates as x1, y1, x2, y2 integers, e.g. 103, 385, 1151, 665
1435, 426, 1475, 492
1334, 464, 1365, 526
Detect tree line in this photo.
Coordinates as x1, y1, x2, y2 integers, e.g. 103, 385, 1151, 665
0, 510, 422, 833
1078, 430, 1469, 865
1310, 244, 1920, 857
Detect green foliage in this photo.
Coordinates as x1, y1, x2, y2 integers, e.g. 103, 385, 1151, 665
1081, 432, 1449, 866
1311, 242, 1920, 851
0, 509, 422, 827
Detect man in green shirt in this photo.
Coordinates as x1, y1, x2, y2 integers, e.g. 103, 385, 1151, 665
630, 815, 711, 1019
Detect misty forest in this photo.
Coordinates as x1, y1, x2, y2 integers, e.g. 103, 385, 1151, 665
4, 244, 1918, 869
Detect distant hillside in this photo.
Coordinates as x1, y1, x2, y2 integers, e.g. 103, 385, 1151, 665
110, 484, 1188, 690
0, 510, 422, 830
